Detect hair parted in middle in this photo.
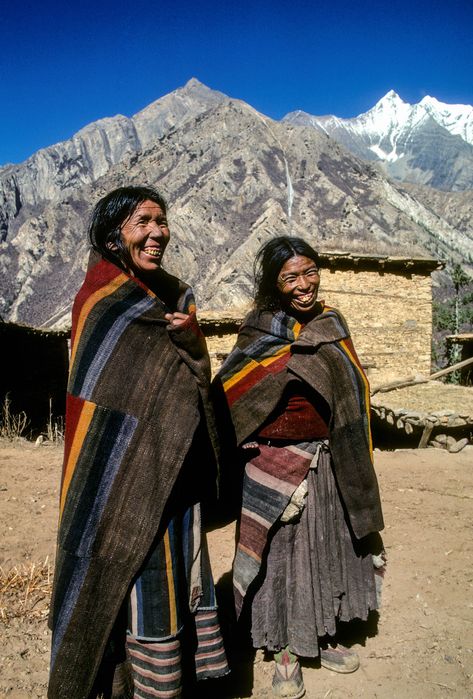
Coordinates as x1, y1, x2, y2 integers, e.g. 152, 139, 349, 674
254, 236, 320, 311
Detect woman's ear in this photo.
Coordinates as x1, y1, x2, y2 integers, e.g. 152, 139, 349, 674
106, 227, 122, 252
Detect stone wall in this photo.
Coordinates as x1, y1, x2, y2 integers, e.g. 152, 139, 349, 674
202, 261, 436, 383
318, 267, 433, 382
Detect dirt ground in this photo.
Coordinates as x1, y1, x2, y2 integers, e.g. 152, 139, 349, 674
1, 441, 473, 698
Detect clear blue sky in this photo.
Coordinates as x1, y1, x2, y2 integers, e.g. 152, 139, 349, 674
1, 0, 472, 165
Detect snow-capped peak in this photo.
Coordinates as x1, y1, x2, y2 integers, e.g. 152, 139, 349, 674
374, 90, 406, 107
350, 90, 419, 145
344, 90, 473, 153
418, 95, 473, 144
282, 89, 473, 188
419, 95, 442, 108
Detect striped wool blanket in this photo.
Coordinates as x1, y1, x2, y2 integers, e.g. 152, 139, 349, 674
233, 440, 321, 615
48, 254, 218, 699
216, 307, 384, 613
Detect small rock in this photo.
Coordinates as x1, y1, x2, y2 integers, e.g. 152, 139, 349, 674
428, 441, 445, 449
448, 438, 469, 454
435, 434, 448, 445
407, 411, 423, 419
35, 435, 44, 447
450, 417, 467, 427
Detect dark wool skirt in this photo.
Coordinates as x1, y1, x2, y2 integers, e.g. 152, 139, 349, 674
250, 447, 380, 657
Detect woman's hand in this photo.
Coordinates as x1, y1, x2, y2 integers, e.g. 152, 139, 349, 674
165, 312, 190, 328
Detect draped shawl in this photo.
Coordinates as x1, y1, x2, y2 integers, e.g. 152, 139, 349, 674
48, 254, 217, 699
216, 306, 384, 541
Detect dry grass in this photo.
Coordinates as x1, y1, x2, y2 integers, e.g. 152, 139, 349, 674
0, 559, 52, 624
0, 396, 29, 441
43, 398, 64, 445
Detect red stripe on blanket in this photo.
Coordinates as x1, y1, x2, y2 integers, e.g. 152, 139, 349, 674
252, 444, 312, 485
263, 352, 291, 374
61, 394, 85, 480
72, 259, 123, 317
342, 336, 365, 374
225, 363, 270, 406
238, 513, 270, 553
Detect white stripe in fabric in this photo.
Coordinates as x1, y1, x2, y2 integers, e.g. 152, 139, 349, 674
240, 507, 272, 528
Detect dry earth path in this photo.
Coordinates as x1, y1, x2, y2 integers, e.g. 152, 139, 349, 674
0, 442, 472, 698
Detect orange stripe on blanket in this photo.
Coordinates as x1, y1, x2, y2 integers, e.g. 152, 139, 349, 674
260, 344, 292, 366
59, 400, 96, 519
164, 530, 178, 635
70, 274, 129, 366
223, 343, 291, 392
224, 346, 292, 406
238, 542, 263, 563
225, 363, 270, 405
223, 357, 261, 392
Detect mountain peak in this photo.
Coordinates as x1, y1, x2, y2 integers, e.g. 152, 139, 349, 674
178, 77, 229, 102
183, 77, 205, 89
374, 90, 405, 108
419, 95, 440, 108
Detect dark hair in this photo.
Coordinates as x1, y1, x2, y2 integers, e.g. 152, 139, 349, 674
254, 236, 320, 310
88, 185, 167, 268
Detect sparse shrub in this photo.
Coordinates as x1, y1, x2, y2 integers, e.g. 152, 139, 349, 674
44, 399, 64, 444
0, 396, 29, 441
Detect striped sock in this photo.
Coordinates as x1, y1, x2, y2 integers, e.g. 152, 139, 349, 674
127, 636, 182, 699
194, 610, 229, 679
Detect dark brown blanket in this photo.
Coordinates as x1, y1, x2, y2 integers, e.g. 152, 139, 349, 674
215, 307, 384, 540
48, 255, 217, 698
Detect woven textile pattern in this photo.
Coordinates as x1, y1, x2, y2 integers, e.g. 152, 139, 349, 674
49, 255, 217, 699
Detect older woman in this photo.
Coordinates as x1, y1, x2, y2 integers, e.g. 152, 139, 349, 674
48, 186, 228, 699
215, 236, 385, 699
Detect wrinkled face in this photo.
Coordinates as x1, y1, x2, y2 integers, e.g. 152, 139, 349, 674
119, 200, 170, 277
277, 255, 320, 315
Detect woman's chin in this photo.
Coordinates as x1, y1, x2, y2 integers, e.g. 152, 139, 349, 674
290, 300, 318, 315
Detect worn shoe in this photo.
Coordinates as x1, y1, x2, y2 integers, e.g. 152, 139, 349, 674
320, 644, 360, 673
272, 656, 305, 698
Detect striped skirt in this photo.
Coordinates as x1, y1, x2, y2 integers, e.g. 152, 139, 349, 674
124, 500, 228, 697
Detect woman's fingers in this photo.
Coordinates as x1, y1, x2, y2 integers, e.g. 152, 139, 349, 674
165, 312, 190, 327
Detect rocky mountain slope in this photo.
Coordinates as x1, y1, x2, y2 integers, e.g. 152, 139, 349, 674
284, 91, 473, 191
0, 79, 227, 243
1, 81, 472, 328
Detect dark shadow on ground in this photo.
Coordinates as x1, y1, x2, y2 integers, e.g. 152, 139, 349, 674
192, 598, 381, 696
302, 610, 380, 673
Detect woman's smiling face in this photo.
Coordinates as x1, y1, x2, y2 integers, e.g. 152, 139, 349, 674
277, 255, 320, 316
119, 199, 170, 278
